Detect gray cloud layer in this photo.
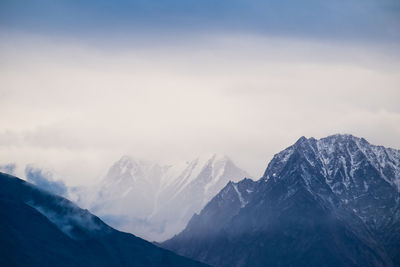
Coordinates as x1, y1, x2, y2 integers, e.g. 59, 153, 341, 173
0, 35, 399, 184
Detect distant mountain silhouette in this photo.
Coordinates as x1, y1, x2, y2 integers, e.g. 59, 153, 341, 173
74, 154, 248, 241
0, 172, 208, 267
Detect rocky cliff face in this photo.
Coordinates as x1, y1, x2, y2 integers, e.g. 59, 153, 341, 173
162, 134, 400, 267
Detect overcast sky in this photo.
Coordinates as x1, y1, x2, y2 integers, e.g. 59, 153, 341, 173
1, 0, 400, 185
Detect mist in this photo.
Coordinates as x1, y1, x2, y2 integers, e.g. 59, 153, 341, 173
1, 33, 399, 185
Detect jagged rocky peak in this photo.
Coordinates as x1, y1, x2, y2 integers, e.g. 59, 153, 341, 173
263, 134, 400, 191
188, 153, 238, 178
204, 178, 257, 219
219, 178, 255, 205
209, 154, 235, 167
104, 155, 167, 185
105, 154, 237, 184
162, 134, 400, 267
76, 153, 249, 241
261, 134, 400, 229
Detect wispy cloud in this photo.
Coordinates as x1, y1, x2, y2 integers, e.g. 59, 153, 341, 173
0, 163, 16, 175
25, 165, 68, 197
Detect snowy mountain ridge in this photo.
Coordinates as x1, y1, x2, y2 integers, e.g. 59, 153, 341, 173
265, 134, 400, 191
75, 153, 249, 241
162, 134, 400, 267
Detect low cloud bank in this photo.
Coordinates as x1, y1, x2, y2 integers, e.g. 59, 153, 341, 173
25, 165, 68, 197
0, 163, 16, 175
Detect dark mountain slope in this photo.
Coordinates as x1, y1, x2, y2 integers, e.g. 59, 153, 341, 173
162, 134, 400, 267
0, 172, 208, 267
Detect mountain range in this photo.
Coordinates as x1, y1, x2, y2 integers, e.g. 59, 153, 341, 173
0, 172, 207, 267
72, 154, 248, 241
162, 134, 400, 267
2, 134, 399, 267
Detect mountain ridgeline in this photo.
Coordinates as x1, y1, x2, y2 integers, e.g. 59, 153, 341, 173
73, 154, 248, 241
0, 172, 207, 267
162, 135, 400, 267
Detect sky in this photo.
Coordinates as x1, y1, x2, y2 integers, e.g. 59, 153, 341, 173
1, 0, 400, 185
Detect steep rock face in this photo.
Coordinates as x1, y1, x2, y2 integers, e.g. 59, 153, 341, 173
74, 154, 248, 241
0, 172, 207, 267
151, 155, 249, 241
162, 134, 400, 267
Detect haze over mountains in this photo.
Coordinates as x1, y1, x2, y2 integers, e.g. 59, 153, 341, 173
1, 0, 398, 266
72, 154, 249, 241
162, 134, 400, 267
0, 154, 249, 242
0, 172, 207, 267
1, 134, 399, 267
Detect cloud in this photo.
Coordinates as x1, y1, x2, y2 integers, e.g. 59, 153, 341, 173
25, 165, 68, 197
0, 34, 399, 184
0, 163, 16, 175
27, 199, 105, 240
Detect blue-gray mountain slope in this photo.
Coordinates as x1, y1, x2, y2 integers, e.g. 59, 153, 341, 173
0, 172, 208, 267
162, 134, 400, 267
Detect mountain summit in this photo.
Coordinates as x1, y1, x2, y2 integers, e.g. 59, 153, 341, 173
75, 154, 249, 241
162, 134, 400, 267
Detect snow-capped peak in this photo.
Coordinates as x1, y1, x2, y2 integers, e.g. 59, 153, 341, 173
263, 134, 400, 192
77, 153, 248, 241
